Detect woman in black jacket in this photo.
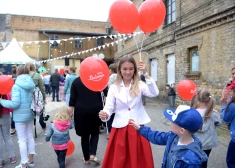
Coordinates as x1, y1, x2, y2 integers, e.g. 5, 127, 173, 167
69, 77, 107, 165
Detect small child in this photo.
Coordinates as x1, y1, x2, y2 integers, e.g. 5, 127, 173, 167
0, 94, 16, 167
221, 81, 235, 168
59, 82, 65, 101
191, 89, 222, 168
129, 105, 208, 168
45, 107, 74, 168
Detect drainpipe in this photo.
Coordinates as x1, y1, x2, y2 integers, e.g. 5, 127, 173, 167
43, 31, 51, 73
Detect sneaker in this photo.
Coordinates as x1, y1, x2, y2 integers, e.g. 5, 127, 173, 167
27, 161, 34, 167
0, 160, 4, 168
11, 130, 16, 136
9, 157, 16, 164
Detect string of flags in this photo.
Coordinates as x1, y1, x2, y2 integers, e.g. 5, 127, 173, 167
37, 31, 143, 63
0, 31, 143, 49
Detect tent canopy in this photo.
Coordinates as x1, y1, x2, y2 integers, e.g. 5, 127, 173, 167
0, 38, 34, 64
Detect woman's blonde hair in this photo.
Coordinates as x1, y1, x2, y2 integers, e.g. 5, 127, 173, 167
190, 88, 215, 122
115, 55, 140, 97
54, 107, 72, 121
17, 65, 30, 76
25, 62, 36, 71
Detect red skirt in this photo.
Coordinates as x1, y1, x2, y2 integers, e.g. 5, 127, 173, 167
101, 125, 154, 168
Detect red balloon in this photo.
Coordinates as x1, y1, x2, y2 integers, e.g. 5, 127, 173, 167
177, 80, 197, 101
139, 0, 166, 33
109, 0, 139, 34
80, 57, 109, 92
66, 140, 75, 156
59, 68, 64, 75
0, 75, 14, 95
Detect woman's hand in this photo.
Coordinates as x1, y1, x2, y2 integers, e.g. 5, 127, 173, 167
129, 119, 140, 130
0, 98, 2, 102
139, 61, 146, 74
99, 110, 108, 120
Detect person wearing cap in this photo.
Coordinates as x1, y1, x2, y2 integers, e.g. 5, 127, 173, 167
129, 105, 208, 168
221, 81, 235, 168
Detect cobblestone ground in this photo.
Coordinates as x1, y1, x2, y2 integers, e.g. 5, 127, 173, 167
2, 96, 228, 168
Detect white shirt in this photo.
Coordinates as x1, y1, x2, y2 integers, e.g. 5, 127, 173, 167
43, 75, 51, 85
103, 78, 159, 128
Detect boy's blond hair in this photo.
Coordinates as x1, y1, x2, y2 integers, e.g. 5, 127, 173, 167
54, 107, 72, 121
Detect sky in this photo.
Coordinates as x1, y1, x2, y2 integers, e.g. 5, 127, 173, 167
0, 0, 116, 21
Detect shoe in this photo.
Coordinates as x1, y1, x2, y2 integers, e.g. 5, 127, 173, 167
0, 160, 3, 168
9, 156, 16, 164
57, 100, 61, 102
90, 157, 100, 165
11, 130, 16, 136
52, 100, 55, 102
15, 163, 28, 168
27, 161, 34, 167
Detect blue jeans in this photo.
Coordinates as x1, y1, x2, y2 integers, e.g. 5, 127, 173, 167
54, 149, 67, 168
227, 140, 235, 168
51, 83, 59, 101
0, 114, 15, 161
44, 84, 50, 95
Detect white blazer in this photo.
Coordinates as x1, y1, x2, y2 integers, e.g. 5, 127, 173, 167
103, 78, 159, 128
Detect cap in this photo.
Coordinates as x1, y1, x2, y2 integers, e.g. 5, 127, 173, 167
164, 105, 203, 132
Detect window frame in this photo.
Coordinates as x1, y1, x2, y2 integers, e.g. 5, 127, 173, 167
74, 36, 82, 49
97, 37, 104, 50
50, 34, 59, 48
189, 47, 199, 73
166, 0, 176, 25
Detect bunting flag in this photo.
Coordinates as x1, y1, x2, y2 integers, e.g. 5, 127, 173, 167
1, 42, 8, 49
35, 32, 143, 63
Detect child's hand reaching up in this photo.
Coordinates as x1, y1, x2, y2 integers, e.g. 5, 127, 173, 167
129, 119, 140, 130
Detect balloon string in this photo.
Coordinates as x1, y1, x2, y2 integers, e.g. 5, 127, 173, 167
133, 33, 145, 61
100, 92, 109, 135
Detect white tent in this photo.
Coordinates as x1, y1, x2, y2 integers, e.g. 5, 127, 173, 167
0, 38, 33, 64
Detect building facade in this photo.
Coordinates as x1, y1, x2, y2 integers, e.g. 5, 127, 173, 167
0, 14, 114, 73
113, 0, 235, 108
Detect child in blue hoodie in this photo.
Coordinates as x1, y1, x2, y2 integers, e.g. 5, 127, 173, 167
129, 105, 208, 168
221, 81, 235, 168
45, 107, 74, 168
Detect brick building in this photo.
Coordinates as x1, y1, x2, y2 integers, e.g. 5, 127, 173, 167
0, 14, 114, 73
113, 0, 235, 108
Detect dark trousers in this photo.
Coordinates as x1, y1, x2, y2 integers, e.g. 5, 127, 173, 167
11, 116, 15, 129
81, 134, 99, 161
39, 112, 46, 129
54, 149, 67, 168
44, 84, 50, 95
226, 140, 235, 168
202, 149, 211, 168
51, 83, 59, 101
107, 113, 115, 133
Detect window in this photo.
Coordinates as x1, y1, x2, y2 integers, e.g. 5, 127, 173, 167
166, 0, 176, 25
50, 34, 59, 48
189, 48, 199, 72
97, 37, 104, 49
74, 36, 82, 49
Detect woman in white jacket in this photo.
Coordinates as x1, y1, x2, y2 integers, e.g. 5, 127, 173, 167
99, 55, 159, 168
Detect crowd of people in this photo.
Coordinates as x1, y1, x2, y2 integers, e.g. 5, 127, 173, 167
0, 56, 234, 168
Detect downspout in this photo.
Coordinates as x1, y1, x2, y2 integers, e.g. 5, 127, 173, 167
43, 31, 51, 73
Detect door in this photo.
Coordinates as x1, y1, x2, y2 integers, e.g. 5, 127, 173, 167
151, 58, 158, 82
167, 54, 175, 85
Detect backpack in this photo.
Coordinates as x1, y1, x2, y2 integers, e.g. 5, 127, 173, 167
31, 86, 44, 116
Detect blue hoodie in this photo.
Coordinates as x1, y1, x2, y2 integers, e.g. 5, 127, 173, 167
139, 126, 208, 168
222, 103, 235, 142
0, 74, 35, 123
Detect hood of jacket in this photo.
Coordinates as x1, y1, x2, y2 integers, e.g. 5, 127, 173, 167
54, 121, 71, 131
174, 135, 208, 165
15, 74, 35, 91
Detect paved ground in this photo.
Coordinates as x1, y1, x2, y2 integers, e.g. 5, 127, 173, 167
2, 97, 228, 168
